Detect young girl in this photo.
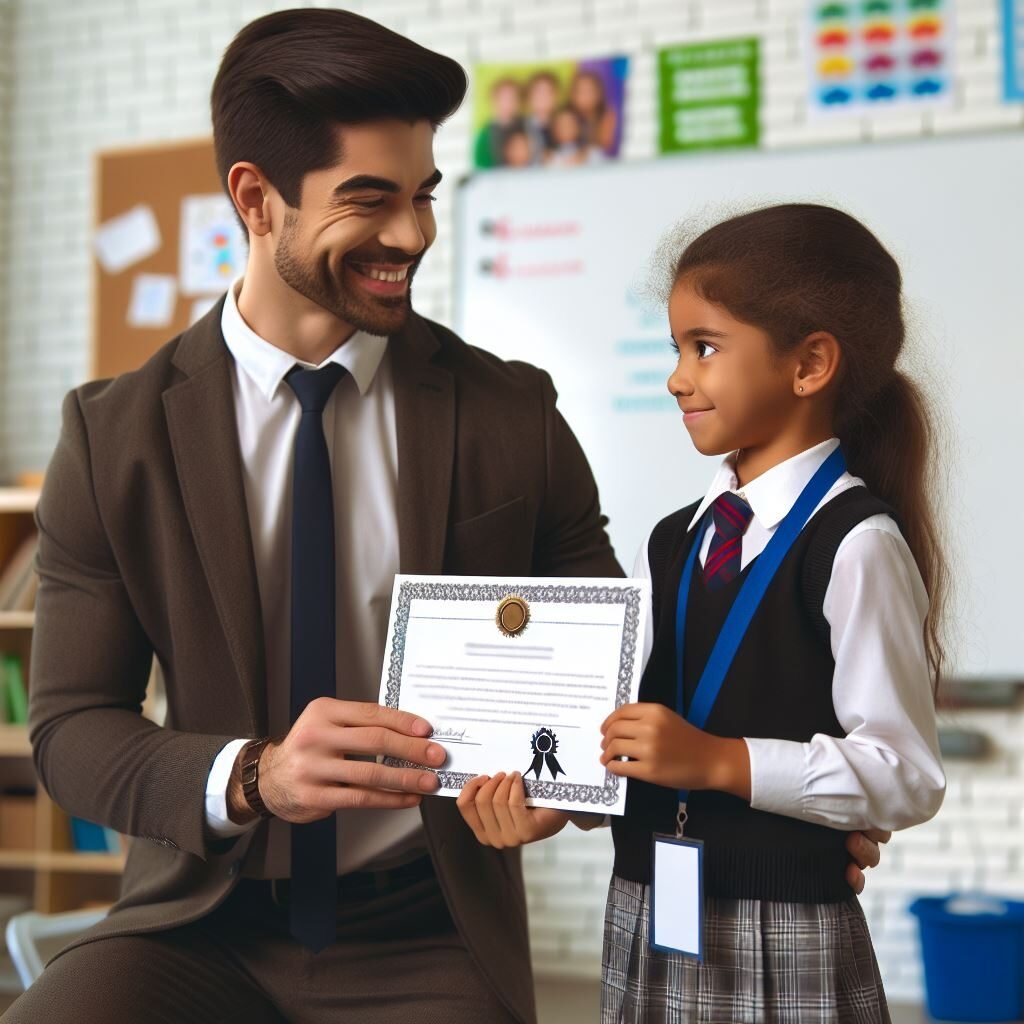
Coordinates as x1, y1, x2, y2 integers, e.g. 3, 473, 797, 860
457, 204, 947, 1023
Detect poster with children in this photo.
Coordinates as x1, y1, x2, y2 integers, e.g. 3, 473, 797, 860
472, 56, 629, 170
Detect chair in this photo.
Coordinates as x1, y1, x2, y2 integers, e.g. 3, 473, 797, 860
4, 908, 107, 988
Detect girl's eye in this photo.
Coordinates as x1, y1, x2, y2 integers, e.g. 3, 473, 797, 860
696, 341, 717, 359
669, 339, 680, 354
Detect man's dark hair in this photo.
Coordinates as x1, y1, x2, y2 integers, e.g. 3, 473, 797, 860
211, 9, 467, 208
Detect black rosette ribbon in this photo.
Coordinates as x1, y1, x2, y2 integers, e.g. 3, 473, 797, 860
527, 727, 564, 780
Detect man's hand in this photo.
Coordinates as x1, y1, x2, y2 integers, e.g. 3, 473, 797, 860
457, 772, 571, 848
227, 699, 445, 825
845, 828, 891, 894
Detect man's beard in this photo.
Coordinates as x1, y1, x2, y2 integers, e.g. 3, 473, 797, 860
274, 212, 421, 337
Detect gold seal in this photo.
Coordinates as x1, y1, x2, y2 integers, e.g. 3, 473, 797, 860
496, 595, 530, 637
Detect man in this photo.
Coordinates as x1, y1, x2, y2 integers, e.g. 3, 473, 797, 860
6, 10, 885, 1022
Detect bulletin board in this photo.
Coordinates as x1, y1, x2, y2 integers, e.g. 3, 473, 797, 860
91, 137, 245, 381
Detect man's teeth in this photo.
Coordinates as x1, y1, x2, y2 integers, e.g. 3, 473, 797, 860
358, 266, 408, 283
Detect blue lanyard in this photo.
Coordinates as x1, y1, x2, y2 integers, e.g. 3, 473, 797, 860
674, 447, 847, 805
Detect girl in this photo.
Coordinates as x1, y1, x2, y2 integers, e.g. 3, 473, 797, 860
457, 204, 947, 1023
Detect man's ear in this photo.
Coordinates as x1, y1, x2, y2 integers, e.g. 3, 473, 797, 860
228, 162, 274, 237
793, 331, 841, 397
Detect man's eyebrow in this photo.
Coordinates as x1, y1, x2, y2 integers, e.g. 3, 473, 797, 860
331, 169, 443, 198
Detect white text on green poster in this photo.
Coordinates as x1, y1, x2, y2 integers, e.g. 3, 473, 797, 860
659, 39, 760, 153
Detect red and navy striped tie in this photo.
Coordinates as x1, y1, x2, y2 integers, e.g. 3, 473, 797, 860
703, 491, 754, 591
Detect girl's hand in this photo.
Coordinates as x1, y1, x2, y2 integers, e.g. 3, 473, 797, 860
600, 703, 751, 800
457, 772, 571, 848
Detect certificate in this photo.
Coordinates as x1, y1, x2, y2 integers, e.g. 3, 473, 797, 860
377, 575, 649, 815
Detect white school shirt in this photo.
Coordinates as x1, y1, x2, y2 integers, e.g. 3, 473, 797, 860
203, 279, 425, 876
633, 438, 945, 832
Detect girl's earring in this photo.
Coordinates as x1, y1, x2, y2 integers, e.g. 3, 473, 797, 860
798, 385, 805, 393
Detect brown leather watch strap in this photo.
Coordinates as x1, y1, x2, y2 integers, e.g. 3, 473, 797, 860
239, 737, 273, 819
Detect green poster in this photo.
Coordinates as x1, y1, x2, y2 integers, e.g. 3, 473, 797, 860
658, 38, 760, 154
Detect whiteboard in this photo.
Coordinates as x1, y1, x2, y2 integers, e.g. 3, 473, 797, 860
454, 133, 1024, 675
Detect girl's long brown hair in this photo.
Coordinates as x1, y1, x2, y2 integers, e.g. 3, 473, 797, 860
673, 204, 948, 691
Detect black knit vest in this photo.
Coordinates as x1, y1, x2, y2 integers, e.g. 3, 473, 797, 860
611, 486, 894, 903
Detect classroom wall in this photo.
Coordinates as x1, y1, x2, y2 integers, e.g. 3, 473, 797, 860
0, 0, 12, 475
1, 0, 1022, 1003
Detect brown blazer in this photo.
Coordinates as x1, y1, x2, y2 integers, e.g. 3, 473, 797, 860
28, 300, 622, 1024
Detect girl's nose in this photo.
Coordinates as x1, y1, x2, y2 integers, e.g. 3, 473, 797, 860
667, 363, 694, 398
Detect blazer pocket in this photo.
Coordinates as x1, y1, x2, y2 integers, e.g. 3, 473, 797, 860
445, 496, 531, 576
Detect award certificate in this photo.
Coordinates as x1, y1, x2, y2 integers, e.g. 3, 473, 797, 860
377, 575, 649, 815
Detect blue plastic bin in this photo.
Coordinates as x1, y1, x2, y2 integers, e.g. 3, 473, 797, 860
910, 896, 1024, 1022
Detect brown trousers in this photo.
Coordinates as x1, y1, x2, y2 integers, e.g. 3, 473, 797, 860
2, 865, 519, 1023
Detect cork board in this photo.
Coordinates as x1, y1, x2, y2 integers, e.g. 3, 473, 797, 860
91, 137, 242, 381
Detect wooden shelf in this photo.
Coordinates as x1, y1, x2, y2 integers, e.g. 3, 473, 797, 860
0, 612, 33, 630
0, 726, 30, 757
0, 850, 125, 874
0, 490, 40, 515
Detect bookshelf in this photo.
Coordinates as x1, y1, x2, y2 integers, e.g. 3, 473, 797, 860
0, 487, 125, 924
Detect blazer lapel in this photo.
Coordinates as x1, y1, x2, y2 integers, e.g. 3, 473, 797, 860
391, 315, 454, 575
163, 302, 267, 733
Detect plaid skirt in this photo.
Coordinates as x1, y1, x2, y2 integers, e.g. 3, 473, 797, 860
601, 874, 891, 1024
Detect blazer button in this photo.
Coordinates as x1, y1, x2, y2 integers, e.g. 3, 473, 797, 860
228, 861, 240, 877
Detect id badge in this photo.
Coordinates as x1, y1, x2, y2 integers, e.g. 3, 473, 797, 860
650, 833, 704, 959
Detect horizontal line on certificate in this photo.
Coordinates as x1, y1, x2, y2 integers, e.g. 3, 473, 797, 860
532, 620, 621, 627
466, 643, 554, 653
411, 615, 491, 622
426, 692, 590, 711
418, 664, 603, 680
434, 738, 482, 746
410, 674, 604, 693
443, 715, 582, 729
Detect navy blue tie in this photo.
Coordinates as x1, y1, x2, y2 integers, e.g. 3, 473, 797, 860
285, 362, 346, 953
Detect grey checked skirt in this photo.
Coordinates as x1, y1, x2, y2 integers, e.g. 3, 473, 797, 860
601, 875, 891, 1024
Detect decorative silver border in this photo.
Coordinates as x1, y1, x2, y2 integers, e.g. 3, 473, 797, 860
383, 581, 642, 807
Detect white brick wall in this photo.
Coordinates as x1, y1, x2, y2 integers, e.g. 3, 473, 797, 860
0, 0, 12, 478
2, 0, 1022, 1003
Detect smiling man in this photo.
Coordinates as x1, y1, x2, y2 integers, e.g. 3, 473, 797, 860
6, 9, 885, 1024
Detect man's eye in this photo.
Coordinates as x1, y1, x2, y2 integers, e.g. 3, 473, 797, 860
415, 194, 438, 205
350, 199, 384, 209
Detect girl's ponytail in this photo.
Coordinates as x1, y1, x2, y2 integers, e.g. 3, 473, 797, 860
839, 371, 948, 691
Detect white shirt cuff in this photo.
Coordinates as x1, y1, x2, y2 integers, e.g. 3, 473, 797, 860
205, 738, 258, 838
744, 735, 810, 818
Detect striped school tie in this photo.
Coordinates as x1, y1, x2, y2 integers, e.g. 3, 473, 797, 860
703, 492, 754, 591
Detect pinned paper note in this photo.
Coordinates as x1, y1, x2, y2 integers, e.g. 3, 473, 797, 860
94, 205, 161, 274
189, 295, 221, 325
127, 274, 177, 328
180, 195, 247, 296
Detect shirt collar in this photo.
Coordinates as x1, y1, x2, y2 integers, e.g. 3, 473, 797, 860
220, 277, 388, 403
687, 437, 841, 532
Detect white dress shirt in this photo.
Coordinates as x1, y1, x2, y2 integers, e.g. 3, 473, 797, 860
633, 438, 945, 833
204, 280, 425, 876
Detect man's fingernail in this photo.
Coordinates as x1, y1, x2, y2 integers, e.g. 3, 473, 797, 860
415, 719, 433, 737
420, 773, 440, 792
427, 743, 446, 765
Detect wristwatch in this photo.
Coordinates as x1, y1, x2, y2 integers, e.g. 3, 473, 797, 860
238, 737, 273, 819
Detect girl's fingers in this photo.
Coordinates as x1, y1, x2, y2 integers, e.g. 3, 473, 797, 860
599, 719, 648, 749
600, 738, 644, 764
457, 775, 490, 845
605, 757, 646, 778
474, 772, 507, 845
491, 772, 519, 844
600, 702, 655, 733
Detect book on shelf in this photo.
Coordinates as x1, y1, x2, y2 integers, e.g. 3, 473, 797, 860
0, 656, 27, 726
70, 819, 122, 855
0, 533, 38, 611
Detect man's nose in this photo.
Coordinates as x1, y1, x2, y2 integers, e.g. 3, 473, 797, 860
378, 207, 426, 256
